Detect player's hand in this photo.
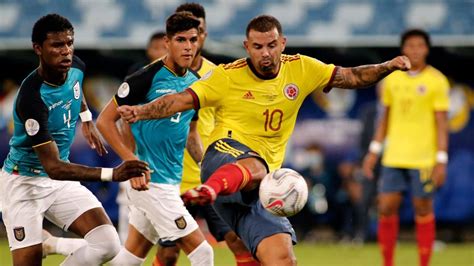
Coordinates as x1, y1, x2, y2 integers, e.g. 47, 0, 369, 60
431, 163, 447, 188
388, 56, 411, 72
113, 160, 149, 182
181, 185, 217, 206
81, 121, 108, 156
362, 152, 378, 180
129, 170, 151, 191
117, 105, 141, 124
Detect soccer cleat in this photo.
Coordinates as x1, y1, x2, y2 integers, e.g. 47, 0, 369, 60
181, 185, 217, 206
42, 230, 58, 258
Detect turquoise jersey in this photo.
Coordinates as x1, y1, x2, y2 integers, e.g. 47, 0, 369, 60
115, 60, 199, 185
3, 56, 85, 177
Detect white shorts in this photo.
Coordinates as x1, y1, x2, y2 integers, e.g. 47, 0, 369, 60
0, 170, 103, 250
127, 183, 198, 243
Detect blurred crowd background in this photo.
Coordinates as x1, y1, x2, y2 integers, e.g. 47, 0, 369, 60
0, 0, 473, 244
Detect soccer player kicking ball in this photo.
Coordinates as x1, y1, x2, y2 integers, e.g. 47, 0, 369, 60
363, 29, 450, 266
97, 12, 213, 266
118, 15, 411, 265
0, 14, 149, 266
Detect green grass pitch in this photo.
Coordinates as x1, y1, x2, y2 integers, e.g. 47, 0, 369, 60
1, 240, 473, 265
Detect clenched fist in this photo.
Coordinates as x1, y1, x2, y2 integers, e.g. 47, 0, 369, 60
112, 160, 149, 182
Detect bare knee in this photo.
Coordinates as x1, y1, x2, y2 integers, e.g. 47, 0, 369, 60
413, 198, 433, 217
237, 157, 268, 190
156, 245, 180, 266
378, 193, 402, 217
256, 233, 296, 266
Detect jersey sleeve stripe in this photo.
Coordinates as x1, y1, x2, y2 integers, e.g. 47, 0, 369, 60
32, 140, 52, 148
323, 66, 339, 93
186, 88, 200, 110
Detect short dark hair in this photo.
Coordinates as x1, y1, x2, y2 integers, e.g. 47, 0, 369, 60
176, 3, 206, 19
401, 28, 431, 48
148, 31, 166, 44
32, 13, 74, 44
246, 15, 282, 37
166, 11, 200, 38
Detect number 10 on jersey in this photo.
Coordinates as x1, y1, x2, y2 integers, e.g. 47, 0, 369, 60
263, 109, 283, 132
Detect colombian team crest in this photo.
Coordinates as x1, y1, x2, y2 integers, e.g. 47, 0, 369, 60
417, 85, 427, 95
73, 81, 81, 99
283, 83, 299, 100
175, 216, 187, 229
13, 227, 25, 241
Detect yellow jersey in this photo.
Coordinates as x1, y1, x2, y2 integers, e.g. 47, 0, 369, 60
180, 57, 216, 193
189, 54, 336, 171
381, 66, 450, 169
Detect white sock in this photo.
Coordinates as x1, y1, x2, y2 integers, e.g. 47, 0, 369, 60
109, 247, 145, 266
187, 241, 214, 266
55, 237, 88, 256
60, 224, 121, 266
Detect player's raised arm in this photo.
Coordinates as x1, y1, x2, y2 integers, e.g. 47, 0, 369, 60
34, 141, 149, 182
118, 90, 195, 123
332, 56, 411, 89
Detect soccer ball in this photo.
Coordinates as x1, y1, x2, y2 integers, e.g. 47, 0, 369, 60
259, 168, 308, 217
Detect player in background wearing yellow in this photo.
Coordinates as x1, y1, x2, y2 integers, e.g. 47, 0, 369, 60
153, 3, 257, 266
119, 15, 411, 265
363, 29, 449, 266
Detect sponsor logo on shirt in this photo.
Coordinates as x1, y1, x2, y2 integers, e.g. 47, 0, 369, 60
49, 100, 64, 111
25, 119, 40, 136
243, 91, 255, 99
283, 83, 299, 100
155, 89, 177, 94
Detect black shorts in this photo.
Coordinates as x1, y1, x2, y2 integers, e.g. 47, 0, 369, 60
200, 138, 296, 256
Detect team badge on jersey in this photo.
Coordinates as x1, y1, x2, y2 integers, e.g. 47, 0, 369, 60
25, 119, 40, 136
174, 216, 187, 229
283, 83, 299, 100
73, 81, 81, 99
417, 85, 427, 95
13, 227, 25, 241
118, 82, 130, 98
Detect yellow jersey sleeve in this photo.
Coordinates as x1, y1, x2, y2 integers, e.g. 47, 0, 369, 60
381, 75, 394, 106
300, 55, 337, 94
190, 66, 229, 109
433, 76, 450, 111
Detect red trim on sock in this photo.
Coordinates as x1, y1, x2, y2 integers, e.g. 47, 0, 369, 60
204, 163, 252, 195
416, 214, 435, 266
378, 215, 399, 266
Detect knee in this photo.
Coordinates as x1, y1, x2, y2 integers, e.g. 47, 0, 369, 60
157, 246, 180, 266
85, 224, 121, 262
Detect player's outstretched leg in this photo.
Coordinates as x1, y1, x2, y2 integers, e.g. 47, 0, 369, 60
182, 158, 267, 206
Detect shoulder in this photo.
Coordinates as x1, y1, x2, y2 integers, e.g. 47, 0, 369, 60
281, 54, 302, 64
72, 55, 86, 72
222, 58, 248, 70
425, 66, 448, 81
126, 59, 165, 82
17, 71, 45, 109
202, 57, 216, 68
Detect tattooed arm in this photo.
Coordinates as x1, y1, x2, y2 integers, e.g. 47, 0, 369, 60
332, 56, 411, 89
186, 121, 204, 164
118, 91, 195, 123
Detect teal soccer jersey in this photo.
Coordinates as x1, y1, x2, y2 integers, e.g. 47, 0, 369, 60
3, 56, 85, 177
114, 60, 198, 185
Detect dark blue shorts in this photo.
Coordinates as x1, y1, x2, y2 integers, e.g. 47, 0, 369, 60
379, 166, 435, 198
201, 138, 297, 256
